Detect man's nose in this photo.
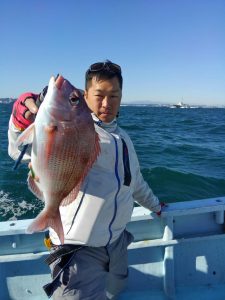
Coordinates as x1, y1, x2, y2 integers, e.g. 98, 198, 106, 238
102, 97, 111, 108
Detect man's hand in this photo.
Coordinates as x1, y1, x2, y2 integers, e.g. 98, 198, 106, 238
23, 98, 39, 123
12, 93, 39, 131
156, 202, 167, 216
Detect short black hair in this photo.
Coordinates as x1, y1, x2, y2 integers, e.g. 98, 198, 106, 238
85, 60, 123, 90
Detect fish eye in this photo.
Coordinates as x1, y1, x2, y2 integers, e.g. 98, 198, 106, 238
69, 95, 80, 105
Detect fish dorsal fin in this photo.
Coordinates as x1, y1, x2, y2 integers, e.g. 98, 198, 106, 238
16, 123, 35, 147
82, 132, 100, 173
60, 184, 81, 206
94, 132, 101, 158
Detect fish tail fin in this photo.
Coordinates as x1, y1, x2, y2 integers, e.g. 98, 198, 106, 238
26, 209, 64, 244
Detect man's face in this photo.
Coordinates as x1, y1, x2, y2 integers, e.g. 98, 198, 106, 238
84, 76, 122, 123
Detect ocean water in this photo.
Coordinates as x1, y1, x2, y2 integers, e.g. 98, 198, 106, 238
1, 99, 225, 221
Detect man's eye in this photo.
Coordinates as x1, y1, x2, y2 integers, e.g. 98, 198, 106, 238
95, 95, 103, 101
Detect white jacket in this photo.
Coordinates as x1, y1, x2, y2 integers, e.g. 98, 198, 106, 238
8, 115, 161, 246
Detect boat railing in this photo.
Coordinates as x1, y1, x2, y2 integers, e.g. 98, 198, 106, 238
1, 196, 225, 299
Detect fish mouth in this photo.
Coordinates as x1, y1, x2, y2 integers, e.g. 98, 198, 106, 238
55, 75, 64, 89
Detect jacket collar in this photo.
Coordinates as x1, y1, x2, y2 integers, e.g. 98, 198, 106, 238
92, 113, 118, 133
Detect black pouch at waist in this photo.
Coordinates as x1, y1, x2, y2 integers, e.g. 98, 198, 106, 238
43, 244, 83, 298
45, 244, 82, 265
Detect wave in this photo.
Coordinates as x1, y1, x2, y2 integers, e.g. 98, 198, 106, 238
1, 166, 225, 221
142, 167, 225, 203
0, 190, 43, 221
0, 190, 34, 221
207, 124, 225, 134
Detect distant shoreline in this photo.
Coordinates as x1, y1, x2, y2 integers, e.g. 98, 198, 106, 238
121, 103, 225, 109
0, 98, 224, 109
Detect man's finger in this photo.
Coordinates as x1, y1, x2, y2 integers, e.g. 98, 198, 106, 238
24, 110, 36, 122
24, 98, 38, 114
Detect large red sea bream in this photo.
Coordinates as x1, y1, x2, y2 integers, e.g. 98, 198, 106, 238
16, 75, 100, 244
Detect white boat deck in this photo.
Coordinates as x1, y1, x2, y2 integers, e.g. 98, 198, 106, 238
1, 196, 225, 299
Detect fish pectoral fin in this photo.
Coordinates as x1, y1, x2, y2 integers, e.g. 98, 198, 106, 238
26, 208, 64, 244
45, 124, 58, 133
15, 123, 35, 147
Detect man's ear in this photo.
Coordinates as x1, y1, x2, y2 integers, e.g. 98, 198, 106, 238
84, 90, 88, 101
83, 90, 92, 112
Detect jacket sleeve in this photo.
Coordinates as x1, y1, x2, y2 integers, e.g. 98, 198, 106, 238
8, 115, 31, 162
130, 141, 161, 213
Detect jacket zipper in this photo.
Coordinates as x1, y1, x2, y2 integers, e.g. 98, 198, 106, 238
106, 135, 121, 246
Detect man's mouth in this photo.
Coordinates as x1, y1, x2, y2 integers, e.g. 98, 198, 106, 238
101, 111, 111, 115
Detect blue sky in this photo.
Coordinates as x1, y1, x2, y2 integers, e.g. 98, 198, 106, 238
0, 0, 224, 106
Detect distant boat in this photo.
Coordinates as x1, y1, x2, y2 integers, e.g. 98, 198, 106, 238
171, 101, 190, 109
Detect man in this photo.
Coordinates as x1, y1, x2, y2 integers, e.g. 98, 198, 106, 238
8, 60, 162, 300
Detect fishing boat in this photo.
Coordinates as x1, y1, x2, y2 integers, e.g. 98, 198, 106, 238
1, 196, 225, 299
170, 101, 190, 109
